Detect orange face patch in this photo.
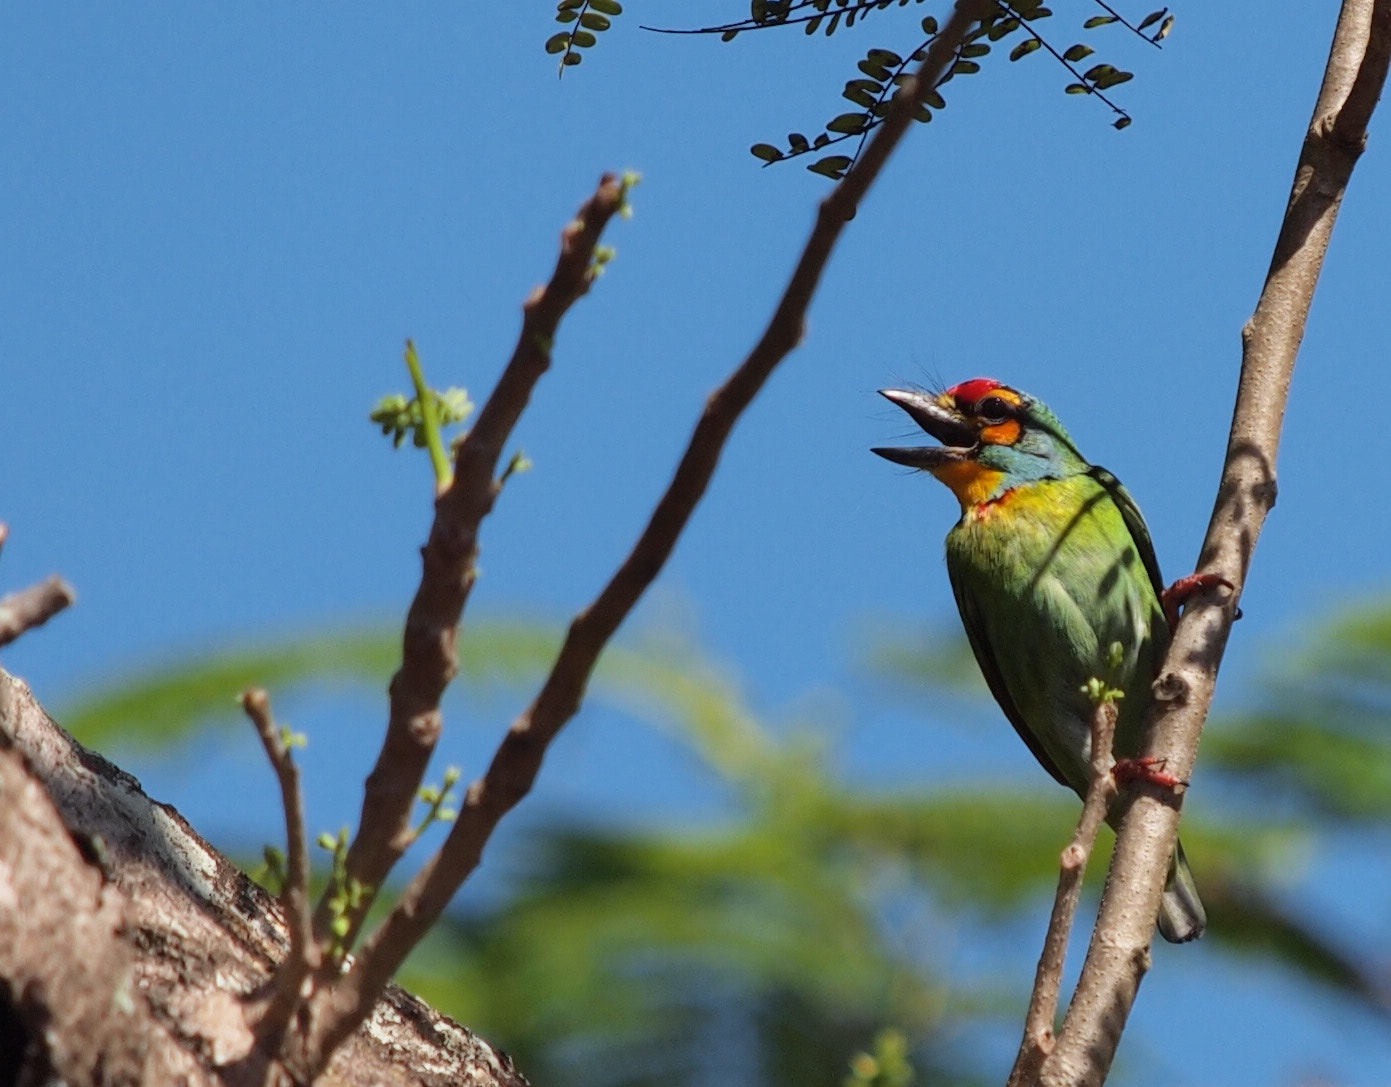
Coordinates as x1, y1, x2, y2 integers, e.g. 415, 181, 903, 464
979, 418, 1022, 447
930, 459, 1007, 508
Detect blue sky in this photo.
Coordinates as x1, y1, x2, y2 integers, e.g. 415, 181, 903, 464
3, 4, 1390, 1084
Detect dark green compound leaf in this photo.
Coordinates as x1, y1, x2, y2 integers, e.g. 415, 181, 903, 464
913, 103, 932, 122
960, 43, 990, 58
1010, 37, 1042, 60
545, 32, 570, 53
1137, 8, 1166, 31
808, 154, 853, 178
722, 28, 739, 41
951, 59, 981, 75
788, 131, 811, 152
1113, 116, 1132, 130
750, 143, 784, 162
1065, 81, 1091, 94
1094, 68, 1133, 90
579, 11, 610, 31
813, 132, 830, 147
572, 28, 597, 48
805, 14, 822, 33
824, 10, 842, 34
1062, 43, 1093, 62
1083, 14, 1119, 28
562, 51, 582, 66
920, 15, 937, 34
925, 88, 945, 109
1023, 6, 1051, 19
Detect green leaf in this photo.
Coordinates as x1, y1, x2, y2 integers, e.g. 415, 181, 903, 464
913, 103, 932, 123
578, 11, 610, 31
1009, 38, 1041, 61
721, 28, 739, 41
1064, 82, 1091, 94
805, 14, 822, 34
788, 132, 811, 152
1094, 69, 1133, 90
1083, 15, 1119, 28
1062, 43, 1093, 62
562, 51, 582, 66
826, 111, 868, 135
813, 132, 831, 147
987, 16, 1020, 40
544, 32, 570, 54
925, 88, 946, 109
555, 10, 578, 23
951, 59, 981, 76
1113, 116, 1132, 130
571, 29, 597, 48
589, 0, 622, 13
750, 143, 783, 162
920, 15, 937, 34
1137, 8, 1165, 31
807, 154, 852, 179
1023, 5, 1051, 19
960, 43, 990, 58
842, 80, 880, 109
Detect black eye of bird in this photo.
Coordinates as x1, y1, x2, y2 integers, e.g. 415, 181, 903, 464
976, 396, 1011, 424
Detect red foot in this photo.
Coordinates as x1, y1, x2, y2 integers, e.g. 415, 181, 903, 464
1162, 573, 1235, 633
1113, 755, 1187, 790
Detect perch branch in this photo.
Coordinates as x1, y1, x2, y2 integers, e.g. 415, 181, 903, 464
1038, 3, 1391, 1084
1007, 698, 1118, 1087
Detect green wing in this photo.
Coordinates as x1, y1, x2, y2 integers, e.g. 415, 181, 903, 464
947, 562, 1071, 790
1087, 465, 1165, 600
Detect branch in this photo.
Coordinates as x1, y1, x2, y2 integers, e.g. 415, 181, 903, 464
1007, 698, 1118, 1087
239, 688, 317, 1061
1038, 3, 1391, 1083
299, 0, 995, 1070
322, 174, 632, 951
0, 525, 77, 649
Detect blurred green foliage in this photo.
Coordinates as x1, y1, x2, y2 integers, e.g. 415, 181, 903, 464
54, 598, 1391, 1085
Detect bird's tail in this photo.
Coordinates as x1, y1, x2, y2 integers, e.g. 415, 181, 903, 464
1157, 838, 1206, 944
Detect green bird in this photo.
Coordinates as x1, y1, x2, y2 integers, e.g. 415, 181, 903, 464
874, 377, 1206, 943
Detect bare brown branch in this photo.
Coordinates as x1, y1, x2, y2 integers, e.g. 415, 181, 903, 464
0, 575, 76, 648
1038, 3, 1391, 1084
1008, 700, 1118, 1087
297, 0, 994, 1071
239, 688, 317, 1064
325, 175, 631, 950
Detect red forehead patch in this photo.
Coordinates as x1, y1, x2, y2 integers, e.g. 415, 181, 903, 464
947, 377, 1004, 406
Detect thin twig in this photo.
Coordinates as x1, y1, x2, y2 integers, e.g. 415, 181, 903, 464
297, 1, 994, 1071
1038, 3, 1391, 1084
319, 175, 631, 954
240, 688, 317, 1060
1006, 699, 1118, 1087
0, 576, 77, 649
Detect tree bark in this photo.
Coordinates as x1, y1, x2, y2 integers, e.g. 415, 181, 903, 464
0, 668, 528, 1087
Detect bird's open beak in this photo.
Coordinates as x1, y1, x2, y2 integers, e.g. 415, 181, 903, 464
872, 388, 977, 469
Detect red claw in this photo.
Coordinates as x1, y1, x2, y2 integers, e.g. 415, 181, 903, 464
1162, 573, 1235, 633
1114, 755, 1187, 791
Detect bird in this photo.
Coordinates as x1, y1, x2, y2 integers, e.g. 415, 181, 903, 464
873, 377, 1207, 943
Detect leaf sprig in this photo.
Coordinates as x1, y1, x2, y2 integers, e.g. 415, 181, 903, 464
570, 1, 1173, 179
546, 0, 624, 72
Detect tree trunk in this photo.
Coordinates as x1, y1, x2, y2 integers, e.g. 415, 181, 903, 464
0, 668, 528, 1087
